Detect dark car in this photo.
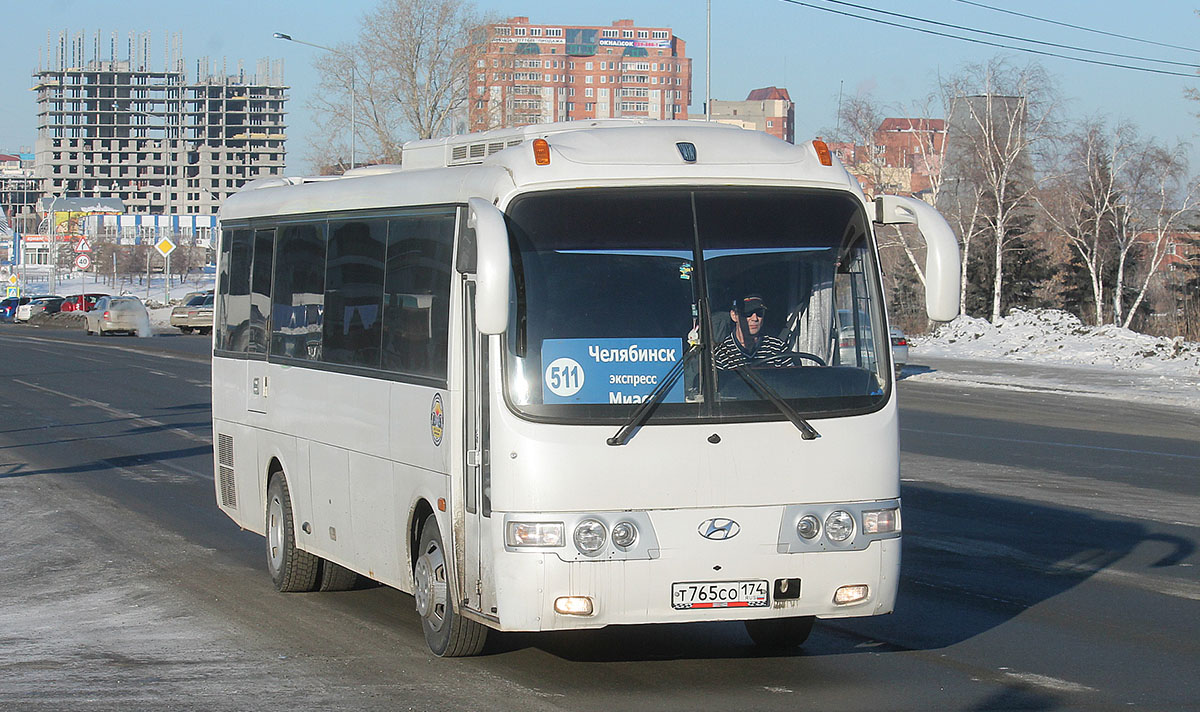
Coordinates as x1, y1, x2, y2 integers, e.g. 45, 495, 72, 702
0, 297, 28, 322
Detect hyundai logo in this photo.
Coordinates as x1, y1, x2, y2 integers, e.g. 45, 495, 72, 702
698, 518, 740, 540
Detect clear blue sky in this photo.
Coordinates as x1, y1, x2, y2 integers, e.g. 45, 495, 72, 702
3, 0, 1197, 173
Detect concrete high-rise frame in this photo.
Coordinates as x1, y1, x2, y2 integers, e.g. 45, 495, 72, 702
33, 30, 288, 216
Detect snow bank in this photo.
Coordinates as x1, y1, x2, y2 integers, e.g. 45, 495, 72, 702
914, 308, 1200, 376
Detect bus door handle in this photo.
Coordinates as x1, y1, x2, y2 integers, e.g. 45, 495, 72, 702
466, 449, 481, 468
252, 377, 260, 396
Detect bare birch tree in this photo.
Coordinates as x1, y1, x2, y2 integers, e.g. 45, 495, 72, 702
938, 58, 1058, 322
1113, 140, 1198, 327
834, 94, 890, 194
1037, 119, 1136, 325
307, 0, 491, 170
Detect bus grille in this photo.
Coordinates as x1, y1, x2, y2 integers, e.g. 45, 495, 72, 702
217, 433, 237, 509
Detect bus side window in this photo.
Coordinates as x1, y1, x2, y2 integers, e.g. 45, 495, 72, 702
249, 228, 275, 354
270, 223, 327, 361
218, 228, 251, 352
382, 211, 455, 381
324, 219, 386, 368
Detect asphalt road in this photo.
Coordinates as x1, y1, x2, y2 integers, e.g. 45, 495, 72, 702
0, 325, 1197, 711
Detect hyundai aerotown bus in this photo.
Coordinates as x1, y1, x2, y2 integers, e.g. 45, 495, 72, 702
212, 119, 960, 656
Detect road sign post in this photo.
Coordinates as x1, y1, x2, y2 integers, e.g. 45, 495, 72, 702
155, 237, 177, 303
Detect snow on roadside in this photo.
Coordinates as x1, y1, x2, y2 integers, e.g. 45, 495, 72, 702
914, 308, 1200, 377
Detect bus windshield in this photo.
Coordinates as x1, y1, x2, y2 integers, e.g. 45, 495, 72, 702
502, 187, 889, 423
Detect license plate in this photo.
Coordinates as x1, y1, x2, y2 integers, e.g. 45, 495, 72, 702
671, 580, 769, 610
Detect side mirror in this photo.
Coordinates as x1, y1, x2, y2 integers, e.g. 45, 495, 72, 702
467, 197, 512, 335
874, 195, 961, 322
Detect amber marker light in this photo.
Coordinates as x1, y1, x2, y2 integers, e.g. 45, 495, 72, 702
532, 138, 551, 165
812, 139, 833, 166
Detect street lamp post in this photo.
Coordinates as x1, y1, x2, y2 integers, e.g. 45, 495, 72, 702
273, 32, 357, 170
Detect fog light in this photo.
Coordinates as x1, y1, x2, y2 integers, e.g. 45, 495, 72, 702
573, 519, 607, 555
834, 584, 869, 605
825, 510, 855, 542
796, 514, 820, 540
506, 521, 564, 547
611, 521, 638, 548
554, 596, 594, 616
862, 508, 899, 534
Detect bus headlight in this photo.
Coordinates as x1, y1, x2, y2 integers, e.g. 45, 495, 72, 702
573, 519, 607, 555
506, 521, 564, 547
611, 521, 638, 548
825, 510, 855, 542
796, 514, 821, 540
862, 508, 899, 534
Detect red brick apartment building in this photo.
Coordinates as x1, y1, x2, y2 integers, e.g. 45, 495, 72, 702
826, 117, 946, 196
710, 87, 795, 144
469, 17, 693, 131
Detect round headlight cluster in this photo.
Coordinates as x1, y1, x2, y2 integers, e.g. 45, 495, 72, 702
573, 519, 607, 554
825, 510, 855, 542
796, 514, 821, 540
611, 521, 638, 548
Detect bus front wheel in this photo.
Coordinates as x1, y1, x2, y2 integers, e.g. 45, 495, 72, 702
413, 515, 487, 657
744, 615, 815, 649
266, 473, 320, 592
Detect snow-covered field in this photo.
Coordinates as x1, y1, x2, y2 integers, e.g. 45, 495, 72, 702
914, 308, 1200, 376
909, 308, 1200, 410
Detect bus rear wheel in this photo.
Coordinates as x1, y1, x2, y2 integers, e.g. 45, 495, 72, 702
413, 515, 487, 657
266, 473, 320, 592
744, 615, 815, 649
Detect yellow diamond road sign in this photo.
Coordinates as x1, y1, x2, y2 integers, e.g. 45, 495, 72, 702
155, 237, 177, 257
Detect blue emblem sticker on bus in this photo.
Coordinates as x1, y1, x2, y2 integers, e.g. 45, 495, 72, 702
430, 394, 444, 446
542, 337, 686, 405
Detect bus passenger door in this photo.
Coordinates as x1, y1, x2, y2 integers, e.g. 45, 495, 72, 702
461, 280, 490, 615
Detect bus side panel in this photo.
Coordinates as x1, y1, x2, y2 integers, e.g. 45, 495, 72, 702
213, 417, 267, 535
347, 450, 402, 584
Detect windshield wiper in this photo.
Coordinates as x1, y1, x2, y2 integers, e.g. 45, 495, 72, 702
607, 343, 700, 446
730, 365, 821, 440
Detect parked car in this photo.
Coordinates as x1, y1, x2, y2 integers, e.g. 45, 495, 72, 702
6, 295, 59, 323
170, 292, 214, 333
0, 297, 29, 322
16, 297, 66, 322
60, 293, 108, 313
836, 309, 908, 377
890, 326, 909, 377
84, 295, 150, 336
180, 294, 215, 335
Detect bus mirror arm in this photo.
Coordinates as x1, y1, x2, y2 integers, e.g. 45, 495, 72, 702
468, 198, 512, 334
873, 195, 962, 323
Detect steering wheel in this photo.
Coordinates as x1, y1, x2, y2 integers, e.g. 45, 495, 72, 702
792, 352, 827, 367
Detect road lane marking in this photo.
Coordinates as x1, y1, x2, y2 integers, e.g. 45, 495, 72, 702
13, 379, 212, 447
902, 427, 1200, 461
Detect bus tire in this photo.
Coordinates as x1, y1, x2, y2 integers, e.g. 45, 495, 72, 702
744, 615, 815, 649
266, 473, 320, 592
413, 514, 487, 657
316, 560, 359, 592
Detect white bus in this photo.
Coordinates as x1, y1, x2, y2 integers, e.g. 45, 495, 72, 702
212, 120, 960, 656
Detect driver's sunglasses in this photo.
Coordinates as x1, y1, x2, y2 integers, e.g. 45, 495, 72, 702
745, 308, 766, 318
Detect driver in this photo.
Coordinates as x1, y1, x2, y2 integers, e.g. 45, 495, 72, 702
713, 295, 794, 370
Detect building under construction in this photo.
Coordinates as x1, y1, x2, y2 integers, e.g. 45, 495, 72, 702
32, 30, 288, 216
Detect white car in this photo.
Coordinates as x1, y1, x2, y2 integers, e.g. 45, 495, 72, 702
84, 295, 150, 336
14, 295, 62, 322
